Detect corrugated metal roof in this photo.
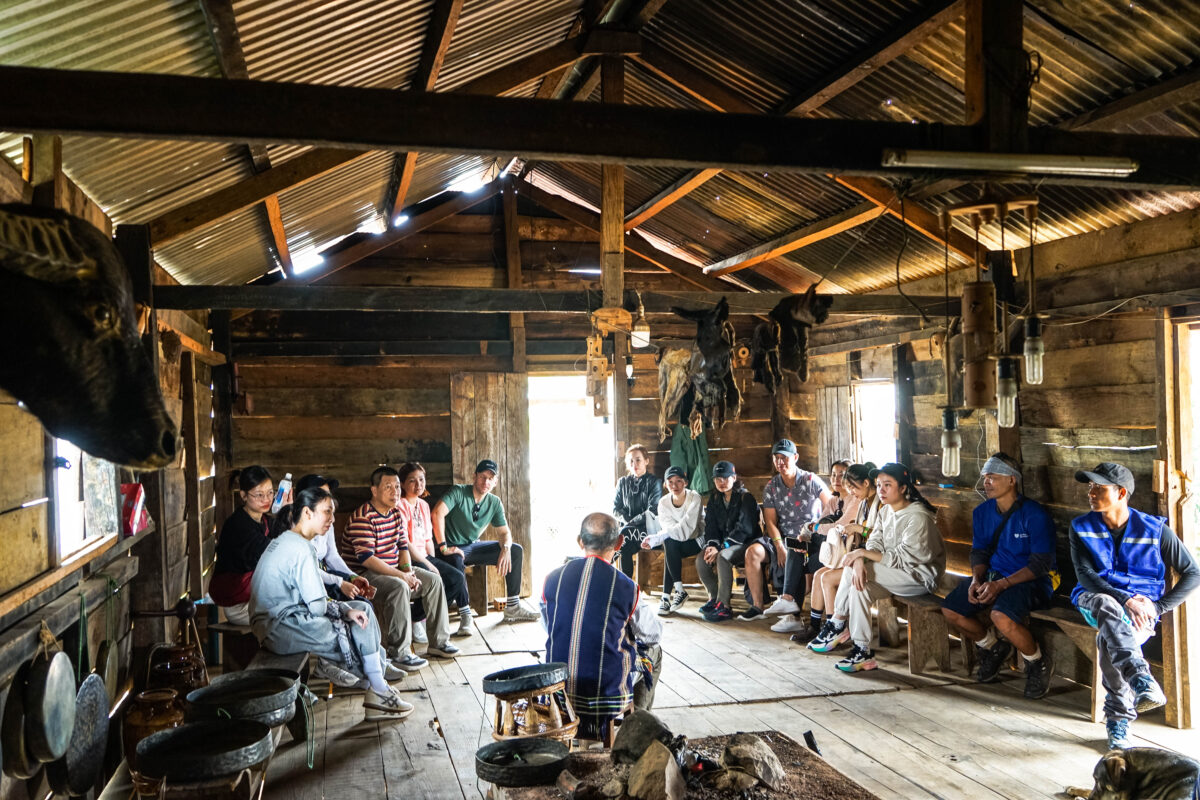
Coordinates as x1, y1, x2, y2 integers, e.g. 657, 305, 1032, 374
438, 0, 582, 91
156, 205, 275, 285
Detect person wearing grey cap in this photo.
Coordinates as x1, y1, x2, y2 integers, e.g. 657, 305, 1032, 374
1068, 462, 1200, 750
940, 453, 1058, 698
641, 465, 704, 615
431, 459, 540, 623
695, 461, 764, 622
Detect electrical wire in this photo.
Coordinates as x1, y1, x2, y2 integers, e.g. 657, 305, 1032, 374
894, 196, 930, 323
811, 194, 897, 290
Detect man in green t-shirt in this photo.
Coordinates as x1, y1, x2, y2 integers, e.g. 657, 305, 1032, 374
432, 459, 539, 625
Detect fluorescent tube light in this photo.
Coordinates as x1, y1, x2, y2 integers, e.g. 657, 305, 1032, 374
882, 149, 1139, 177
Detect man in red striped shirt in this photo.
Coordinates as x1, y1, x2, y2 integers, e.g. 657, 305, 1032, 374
342, 466, 458, 670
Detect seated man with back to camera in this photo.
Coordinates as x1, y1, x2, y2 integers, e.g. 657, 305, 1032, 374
543, 512, 663, 740
431, 459, 540, 622
1068, 462, 1200, 750
940, 453, 1057, 698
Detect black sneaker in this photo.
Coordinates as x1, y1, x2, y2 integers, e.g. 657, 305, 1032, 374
703, 601, 732, 622
667, 588, 689, 613
789, 620, 823, 645
657, 595, 672, 616
736, 606, 764, 621
976, 639, 1014, 683
698, 599, 718, 616
1023, 653, 1054, 699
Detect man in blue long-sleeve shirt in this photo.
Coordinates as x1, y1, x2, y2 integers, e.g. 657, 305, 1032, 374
1069, 462, 1200, 750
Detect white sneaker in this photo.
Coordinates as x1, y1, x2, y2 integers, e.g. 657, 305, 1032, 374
412, 620, 428, 644
452, 614, 475, 638
363, 687, 414, 718
770, 615, 809, 633
503, 601, 540, 623
312, 658, 369, 691
764, 597, 801, 616
384, 662, 406, 682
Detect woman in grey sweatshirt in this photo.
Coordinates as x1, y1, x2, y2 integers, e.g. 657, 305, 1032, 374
807, 462, 946, 673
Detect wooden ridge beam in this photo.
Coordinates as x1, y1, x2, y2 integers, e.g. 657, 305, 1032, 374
5, 67, 1198, 187
831, 175, 980, 262
1059, 64, 1200, 132
381, 0, 464, 223
155, 284, 959, 316
704, 202, 885, 276
773, 0, 963, 116
301, 178, 502, 282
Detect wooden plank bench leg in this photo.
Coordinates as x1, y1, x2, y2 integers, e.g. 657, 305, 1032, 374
875, 596, 901, 649
466, 566, 490, 617
1056, 622, 1104, 723
904, 602, 952, 675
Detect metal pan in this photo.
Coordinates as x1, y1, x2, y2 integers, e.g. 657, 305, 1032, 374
46, 673, 110, 796
136, 720, 274, 782
24, 650, 76, 762
2, 662, 40, 779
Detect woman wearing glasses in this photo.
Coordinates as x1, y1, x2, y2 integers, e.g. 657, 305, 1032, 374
210, 466, 279, 625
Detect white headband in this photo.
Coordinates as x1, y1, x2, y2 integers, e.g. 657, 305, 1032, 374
981, 456, 1021, 479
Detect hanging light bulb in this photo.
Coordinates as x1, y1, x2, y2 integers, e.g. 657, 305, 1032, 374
996, 357, 1018, 428
941, 408, 961, 478
625, 356, 634, 380
631, 291, 651, 349
1023, 316, 1044, 385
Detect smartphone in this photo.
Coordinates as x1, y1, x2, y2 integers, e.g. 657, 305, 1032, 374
783, 535, 806, 551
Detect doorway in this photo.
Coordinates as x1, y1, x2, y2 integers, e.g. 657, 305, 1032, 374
527, 375, 615, 594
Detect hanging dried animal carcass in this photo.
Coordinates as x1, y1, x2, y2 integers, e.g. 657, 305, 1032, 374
751, 285, 833, 391
659, 297, 742, 439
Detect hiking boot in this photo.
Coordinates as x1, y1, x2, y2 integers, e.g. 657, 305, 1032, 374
452, 612, 475, 638
737, 606, 764, 621
836, 645, 878, 673
363, 687, 414, 718
392, 652, 428, 672
698, 599, 718, 616
764, 597, 800, 616
503, 601, 541, 623
976, 639, 1014, 683
658, 595, 672, 616
412, 620, 428, 644
667, 588, 689, 613
770, 615, 808, 633
313, 658, 369, 690
789, 620, 824, 644
1023, 653, 1054, 699
808, 620, 850, 653
1131, 673, 1166, 713
1105, 718, 1133, 750
703, 601, 732, 622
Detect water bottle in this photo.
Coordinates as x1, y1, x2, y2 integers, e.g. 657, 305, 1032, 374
271, 473, 292, 514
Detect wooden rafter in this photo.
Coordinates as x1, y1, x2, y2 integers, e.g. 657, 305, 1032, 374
703, 203, 885, 276
626, 1, 962, 231
454, 36, 588, 96
1060, 64, 1200, 132
381, 0, 464, 224
197, 0, 292, 274
831, 175, 979, 263
301, 179, 503, 283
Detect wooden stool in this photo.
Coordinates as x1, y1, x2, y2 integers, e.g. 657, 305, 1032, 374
492, 682, 579, 742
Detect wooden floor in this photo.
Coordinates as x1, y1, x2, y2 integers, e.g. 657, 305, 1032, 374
264, 604, 1200, 800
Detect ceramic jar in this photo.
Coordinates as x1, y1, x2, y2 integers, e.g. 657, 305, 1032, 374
122, 689, 184, 771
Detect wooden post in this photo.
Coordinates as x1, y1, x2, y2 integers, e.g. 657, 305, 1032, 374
600, 55, 629, 479
893, 343, 916, 467
181, 353, 204, 599
1155, 309, 1189, 728
210, 310, 234, 528
502, 178, 526, 373
964, 0, 1028, 152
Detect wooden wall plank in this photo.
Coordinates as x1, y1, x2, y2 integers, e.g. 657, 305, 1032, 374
0, 400, 45, 512
235, 437, 452, 465
234, 416, 450, 441
237, 365, 458, 389
503, 373, 533, 595
1019, 385, 1157, 429
0, 505, 50, 596
238, 387, 450, 417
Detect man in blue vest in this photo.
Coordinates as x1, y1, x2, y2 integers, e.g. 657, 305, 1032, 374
543, 513, 663, 740
941, 453, 1057, 698
1069, 462, 1199, 750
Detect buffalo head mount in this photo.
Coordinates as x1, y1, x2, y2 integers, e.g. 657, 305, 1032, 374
751, 285, 833, 391
0, 204, 179, 469
667, 296, 742, 435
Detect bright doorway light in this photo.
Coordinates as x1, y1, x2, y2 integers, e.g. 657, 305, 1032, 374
852, 382, 897, 466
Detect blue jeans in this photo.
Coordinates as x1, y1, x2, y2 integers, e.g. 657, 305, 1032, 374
441, 540, 524, 600
1075, 591, 1157, 722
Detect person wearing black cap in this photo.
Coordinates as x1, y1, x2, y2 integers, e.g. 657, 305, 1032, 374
808, 462, 946, 673
939, 453, 1058, 698
695, 460, 763, 622
1068, 462, 1200, 750
431, 459, 539, 622
640, 466, 704, 615
758, 439, 835, 623
613, 444, 662, 579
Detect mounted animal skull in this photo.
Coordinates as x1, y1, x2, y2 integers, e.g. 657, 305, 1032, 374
751, 285, 833, 391
0, 204, 179, 469
668, 296, 742, 435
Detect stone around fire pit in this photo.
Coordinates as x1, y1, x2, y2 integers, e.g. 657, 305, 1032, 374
612, 710, 674, 765
627, 741, 685, 800
720, 733, 786, 790
713, 768, 759, 792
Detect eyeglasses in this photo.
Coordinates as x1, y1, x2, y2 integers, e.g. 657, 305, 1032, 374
247, 491, 273, 501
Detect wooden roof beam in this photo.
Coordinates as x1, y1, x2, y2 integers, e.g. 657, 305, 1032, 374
703, 202, 885, 276
831, 175, 979, 263
1060, 64, 1200, 132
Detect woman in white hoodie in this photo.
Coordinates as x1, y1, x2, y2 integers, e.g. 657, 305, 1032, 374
641, 466, 703, 616
807, 462, 946, 673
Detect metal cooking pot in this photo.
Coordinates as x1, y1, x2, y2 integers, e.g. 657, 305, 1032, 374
2, 662, 40, 779
46, 674, 110, 795
186, 671, 298, 720
136, 720, 275, 782
482, 663, 568, 695
24, 651, 76, 762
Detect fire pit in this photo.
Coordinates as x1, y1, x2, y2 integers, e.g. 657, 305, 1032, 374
482, 663, 580, 743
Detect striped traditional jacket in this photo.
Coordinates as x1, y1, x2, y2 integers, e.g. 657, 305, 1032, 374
543, 555, 639, 737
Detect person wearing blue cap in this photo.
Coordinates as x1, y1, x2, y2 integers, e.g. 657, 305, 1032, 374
695, 460, 763, 622
1068, 462, 1199, 750
641, 465, 704, 615
431, 458, 540, 623
940, 453, 1058, 698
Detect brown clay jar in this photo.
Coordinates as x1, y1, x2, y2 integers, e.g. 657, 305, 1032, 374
122, 689, 184, 771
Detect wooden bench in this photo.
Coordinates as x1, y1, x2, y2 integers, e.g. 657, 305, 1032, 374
890, 594, 954, 675
1030, 603, 1104, 722
465, 565, 491, 616
246, 648, 313, 743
